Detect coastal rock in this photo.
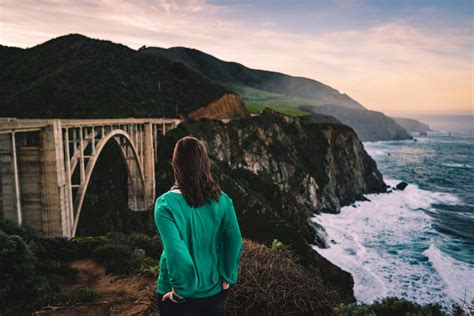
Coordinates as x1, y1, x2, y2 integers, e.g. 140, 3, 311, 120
187, 93, 250, 119
396, 182, 408, 190
154, 109, 386, 302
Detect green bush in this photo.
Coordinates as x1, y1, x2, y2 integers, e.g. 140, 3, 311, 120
104, 232, 163, 259
91, 243, 159, 276
70, 286, 101, 303
71, 235, 108, 258
0, 218, 37, 240
92, 243, 135, 275
0, 230, 37, 303
36, 259, 78, 282
32, 277, 68, 310
335, 297, 461, 316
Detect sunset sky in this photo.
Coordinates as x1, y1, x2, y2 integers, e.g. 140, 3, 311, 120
0, 0, 472, 116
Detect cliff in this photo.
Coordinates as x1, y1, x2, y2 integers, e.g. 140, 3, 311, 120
392, 117, 431, 132
302, 105, 412, 141
154, 109, 386, 302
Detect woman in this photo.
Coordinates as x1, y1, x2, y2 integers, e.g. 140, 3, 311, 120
154, 136, 243, 316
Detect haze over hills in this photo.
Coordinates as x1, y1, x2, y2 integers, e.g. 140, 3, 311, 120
392, 117, 431, 132
140, 46, 364, 110
301, 105, 412, 141
141, 46, 412, 141
0, 34, 416, 141
0, 34, 247, 119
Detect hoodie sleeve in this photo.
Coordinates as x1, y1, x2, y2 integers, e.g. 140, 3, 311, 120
218, 197, 243, 285
154, 196, 198, 297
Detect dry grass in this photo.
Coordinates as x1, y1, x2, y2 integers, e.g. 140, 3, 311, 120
225, 239, 338, 315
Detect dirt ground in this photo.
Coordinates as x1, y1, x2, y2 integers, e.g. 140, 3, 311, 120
34, 259, 160, 315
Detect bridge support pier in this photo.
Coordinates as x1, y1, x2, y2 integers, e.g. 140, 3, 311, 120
40, 121, 73, 237
0, 133, 21, 224
143, 123, 155, 208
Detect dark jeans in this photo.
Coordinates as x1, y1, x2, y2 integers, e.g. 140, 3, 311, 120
157, 288, 229, 316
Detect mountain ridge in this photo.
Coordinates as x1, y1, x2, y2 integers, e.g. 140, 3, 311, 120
0, 34, 247, 119
141, 46, 366, 110
141, 45, 412, 141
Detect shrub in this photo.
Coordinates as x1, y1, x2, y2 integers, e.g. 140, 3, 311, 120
0, 230, 37, 303
71, 235, 108, 258
336, 297, 451, 316
70, 286, 101, 303
36, 259, 78, 282
32, 276, 68, 310
104, 232, 163, 259
29, 236, 77, 262
91, 243, 136, 275
0, 218, 36, 240
225, 239, 338, 315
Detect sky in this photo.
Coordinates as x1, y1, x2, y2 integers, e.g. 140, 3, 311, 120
0, 0, 472, 116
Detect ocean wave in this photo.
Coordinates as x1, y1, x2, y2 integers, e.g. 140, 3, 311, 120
311, 180, 472, 308
442, 163, 473, 169
423, 245, 473, 303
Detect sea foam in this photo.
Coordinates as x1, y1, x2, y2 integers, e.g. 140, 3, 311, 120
311, 179, 473, 308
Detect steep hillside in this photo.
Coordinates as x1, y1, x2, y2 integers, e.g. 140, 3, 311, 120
392, 117, 431, 132
140, 46, 365, 110
141, 46, 412, 141
0, 34, 247, 119
302, 105, 412, 141
154, 109, 387, 301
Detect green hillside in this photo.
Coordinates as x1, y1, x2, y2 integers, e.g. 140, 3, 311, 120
228, 84, 313, 116
140, 46, 365, 115
141, 46, 411, 140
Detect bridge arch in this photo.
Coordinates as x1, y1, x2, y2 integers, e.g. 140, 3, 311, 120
72, 129, 146, 237
0, 118, 180, 238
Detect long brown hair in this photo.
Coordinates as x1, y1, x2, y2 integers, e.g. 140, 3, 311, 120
172, 136, 221, 207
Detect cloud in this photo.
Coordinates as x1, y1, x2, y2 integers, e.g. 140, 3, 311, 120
0, 0, 471, 115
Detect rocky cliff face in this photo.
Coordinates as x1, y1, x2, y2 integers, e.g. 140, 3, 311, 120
154, 109, 386, 302
187, 93, 250, 119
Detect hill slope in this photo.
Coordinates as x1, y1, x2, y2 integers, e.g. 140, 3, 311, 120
0, 34, 247, 119
302, 105, 411, 141
392, 117, 431, 132
141, 46, 411, 141
140, 46, 365, 110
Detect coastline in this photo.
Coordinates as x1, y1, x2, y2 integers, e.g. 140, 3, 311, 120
310, 135, 473, 309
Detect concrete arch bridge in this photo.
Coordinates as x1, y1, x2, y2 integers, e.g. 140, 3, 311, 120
0, 118, 180, 237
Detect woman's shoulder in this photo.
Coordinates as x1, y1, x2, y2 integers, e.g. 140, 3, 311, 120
155, 191, 179, 208
217, 191, 233, 205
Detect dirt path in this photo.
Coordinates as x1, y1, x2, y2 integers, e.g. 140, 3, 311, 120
35, 259, 160, 315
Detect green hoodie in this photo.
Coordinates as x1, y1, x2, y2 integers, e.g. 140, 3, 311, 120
154, 191, 243, 298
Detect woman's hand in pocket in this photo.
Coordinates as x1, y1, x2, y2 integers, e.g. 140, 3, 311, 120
221, 280, 230, 290
162, 288, 184, 303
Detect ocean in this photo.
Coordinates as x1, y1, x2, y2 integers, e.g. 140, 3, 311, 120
312, 127, 474, 308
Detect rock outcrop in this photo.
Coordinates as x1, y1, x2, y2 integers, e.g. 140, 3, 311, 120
154, 109, 386, 302
187, 93, 250, 119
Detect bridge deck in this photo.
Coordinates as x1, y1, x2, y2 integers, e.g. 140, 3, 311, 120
0, 118, 181, 133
